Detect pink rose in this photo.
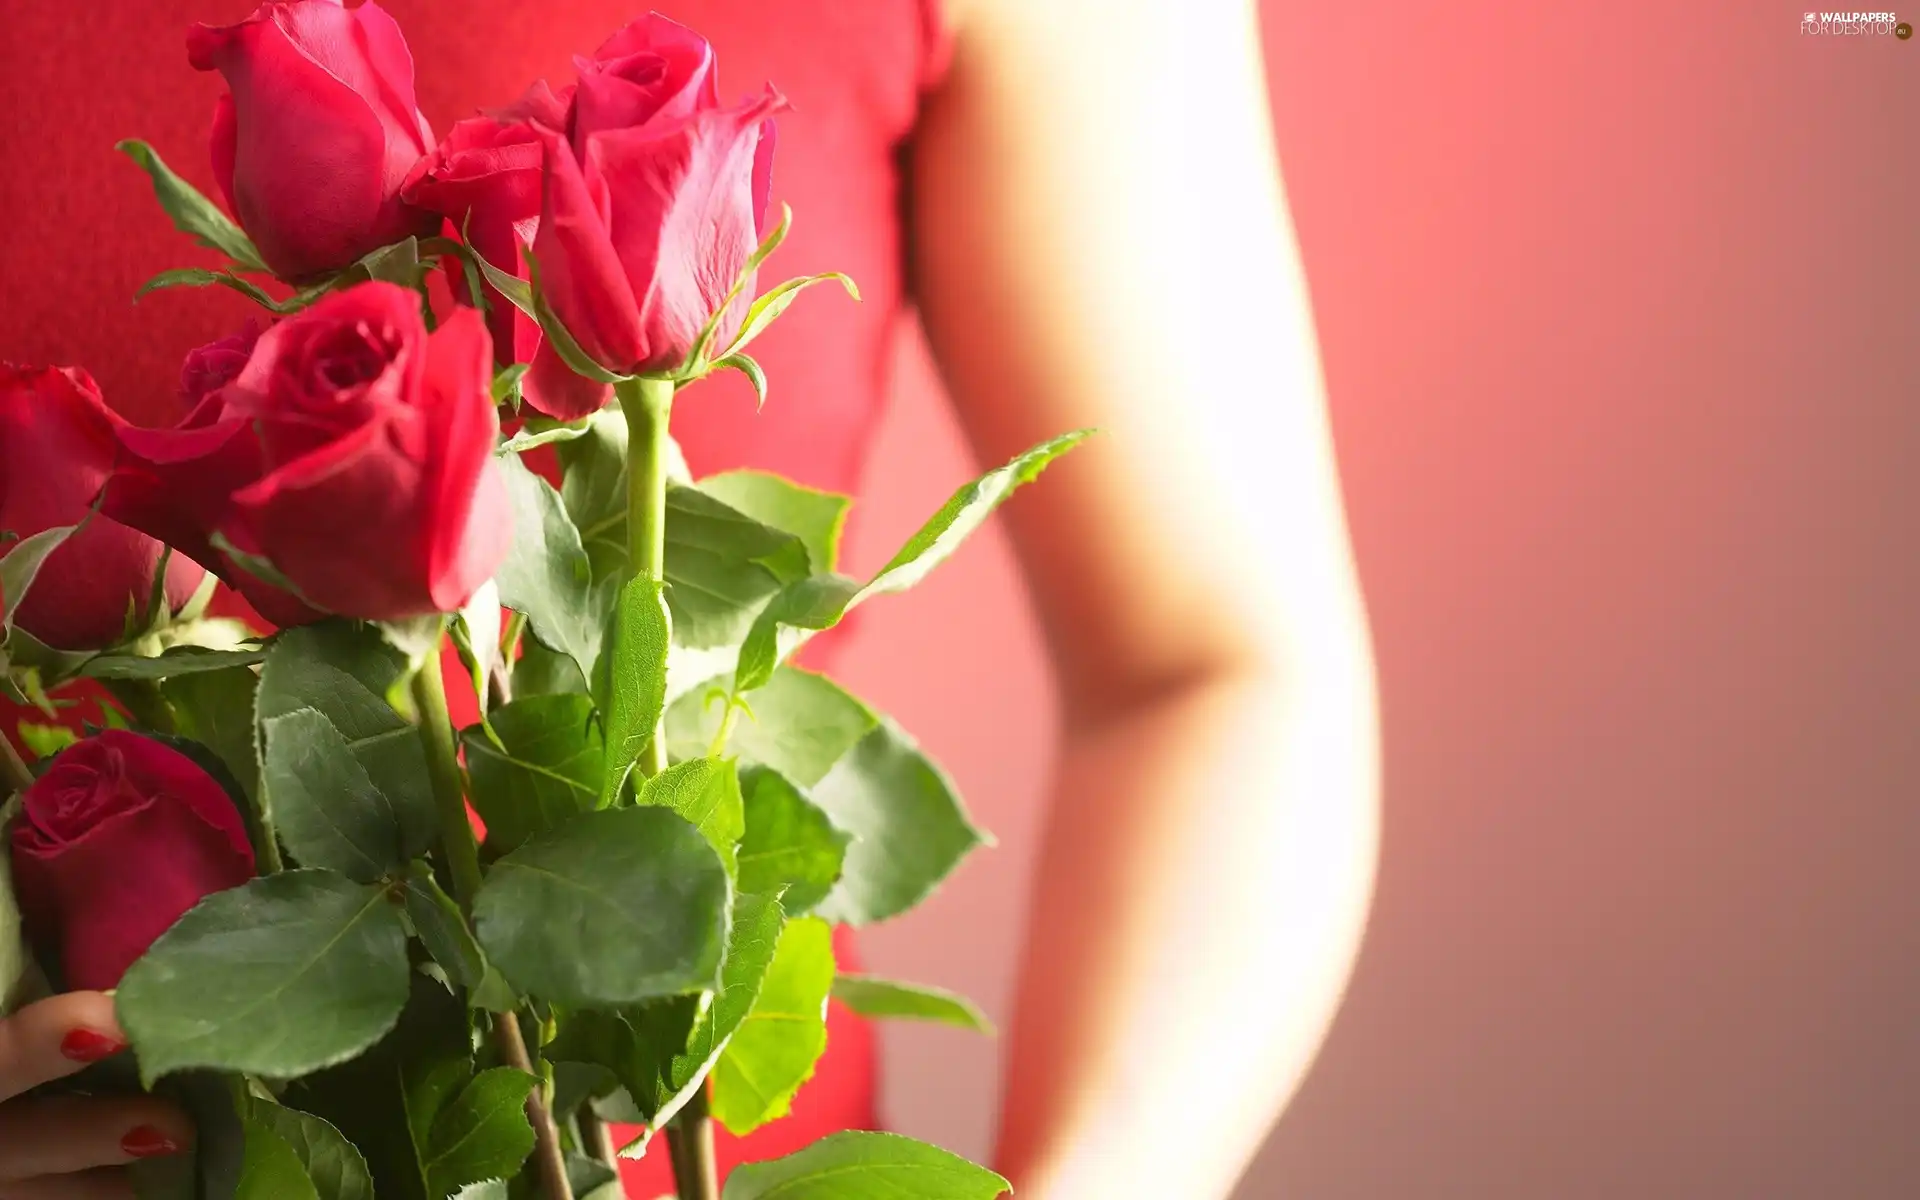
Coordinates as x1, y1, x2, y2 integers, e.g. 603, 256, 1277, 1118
189, 0, 437, 281
404, 14, 779, 419
179, 321, 262, 409
10, 731, 256, 992
103, 285, 511, 624
0, 366, 204, 651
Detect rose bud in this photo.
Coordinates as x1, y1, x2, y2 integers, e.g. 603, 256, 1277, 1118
0, 366, 204, 651
188, 0, 437, 281
102, 284, 511, 624
402, 109, 550, 404
10, 731, 256, 992
407, 15, 778, 420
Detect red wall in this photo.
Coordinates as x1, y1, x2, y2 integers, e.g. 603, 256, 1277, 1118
839, 3, 1920, 1197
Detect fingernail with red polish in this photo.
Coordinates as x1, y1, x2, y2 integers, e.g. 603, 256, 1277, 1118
122, 1126, 182, 1159
59, 1028, 127, 1063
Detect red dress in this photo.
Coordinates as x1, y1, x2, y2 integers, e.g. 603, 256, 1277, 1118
2, 0, 953, 1188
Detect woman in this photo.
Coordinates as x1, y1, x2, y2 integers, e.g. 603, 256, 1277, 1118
0, 0, 1379, 1195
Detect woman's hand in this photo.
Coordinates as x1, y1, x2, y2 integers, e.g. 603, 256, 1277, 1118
0, 992, 190, 1199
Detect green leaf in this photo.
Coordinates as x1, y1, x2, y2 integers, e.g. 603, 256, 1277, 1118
698, 472, 853, 577
637, 757, 744, 877
473, 808, 731, 1007
549, 891, 783, 1136
77, 646, 265, 680
830, 975, 994, 1034
714, 353, 767, 407
498, 415, 591, 454
511, 637, 588, 699
732, 575, 861, 693
284, 973, 470, 1200
666, 890, 784, 1115
116, 140, 266, 272
117, 870, 412, 1085
556, 408, 632, 580
735, 430, 1094, 691
598, 576, 671, 804
257, 622, 435, 836
236, 1117, 320, 1200
720, 1131, 1011, 1200
161, 666, 262, 804
737, 766, 851, 915
720, 273, 860, 362
262, 708, 432, 881
491, 364, 531, 410
662, 486, 810, 650
0, 526, 74, 633
812, 720, 988, 927
666, 667, 876, 789
15, 721, 77, 758
710, 915, 834, 1135
421, 1067, 539, 1197
462, 693, 605, 854
495, 457, 604, 684
244, 1098, 375, 1200
341, 237, 426, 291
133, 267, 308, 315
0, 798, 50, 1018
400, 862, 489, 998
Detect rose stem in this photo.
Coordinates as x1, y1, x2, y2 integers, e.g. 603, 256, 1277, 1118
578, 1104, 618, 1169
619, 374, 717, 1200
620, 375, 674, 782
411, 648, 574, 1200
666, 1082, 721, 1200
1, 734, 34, 797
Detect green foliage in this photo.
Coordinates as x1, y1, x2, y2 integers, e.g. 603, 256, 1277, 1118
831, 975, 994, 1034
0, 798, 47, 1018
549, 892, 784, 1135
236, 1111, 321, 1200
472, 808, 732, 1007
412, 1067, 540, 1196
261, 708, 433, 881
637, 756, 745, 877
495, 457, 605, 683
257, 623, 437, 847
662, 486, 810, 649
736, 766, 850, 914
734, 430, 1094, 691
597, 575, 671, 804
809, 719, 988, 927
399, 864, 500, 1004
461, 694, 605, 854
710, 915, 835, 1134
698, 471, 852, 577
116, 140, 267, 271
80, 647, 265, 680
162, 666, 262, 805
666, 667, 875, 788
243, 1097, 376, 1200
720, 1131, 1012, 1200
721, 273, 860, 363
117, 871, 412, 1085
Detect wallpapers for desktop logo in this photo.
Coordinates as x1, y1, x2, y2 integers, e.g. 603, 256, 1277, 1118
1800, 10, 1911, 35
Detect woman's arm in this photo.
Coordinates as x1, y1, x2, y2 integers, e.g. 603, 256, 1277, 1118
908, 0, 1380, 1195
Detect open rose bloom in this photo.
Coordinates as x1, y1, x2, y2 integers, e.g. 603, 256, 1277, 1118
0, 5, 1072, 1198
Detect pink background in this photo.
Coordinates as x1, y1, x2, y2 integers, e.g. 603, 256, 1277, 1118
835, 4, 1920, 1197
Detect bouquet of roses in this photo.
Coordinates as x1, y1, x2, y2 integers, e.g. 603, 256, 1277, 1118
0, 4, 1084, 1198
